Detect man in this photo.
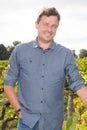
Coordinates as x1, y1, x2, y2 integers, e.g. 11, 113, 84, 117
4, 7, 87, 130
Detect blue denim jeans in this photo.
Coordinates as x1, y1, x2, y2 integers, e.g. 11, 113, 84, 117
17, 119, 39, 130
17, 118, 62, 130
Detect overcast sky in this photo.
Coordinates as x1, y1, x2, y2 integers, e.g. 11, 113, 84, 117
0, 0, 87, 54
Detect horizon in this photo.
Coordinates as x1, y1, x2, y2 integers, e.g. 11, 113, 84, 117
0, 0, 87, 55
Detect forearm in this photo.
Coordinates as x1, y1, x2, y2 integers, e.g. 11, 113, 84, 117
4, 85, 21, 110
77, 87, 87, 107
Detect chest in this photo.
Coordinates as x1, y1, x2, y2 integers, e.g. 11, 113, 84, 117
19, 49, 65, 79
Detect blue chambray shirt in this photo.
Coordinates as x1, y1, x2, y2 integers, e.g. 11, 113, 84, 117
4, 40, 85, 130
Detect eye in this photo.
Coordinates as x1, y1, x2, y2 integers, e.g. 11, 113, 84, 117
42, 22, 48, 27
52, 25, 58, 29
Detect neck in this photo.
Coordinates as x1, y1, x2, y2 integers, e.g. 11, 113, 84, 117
37, 38, 53, 50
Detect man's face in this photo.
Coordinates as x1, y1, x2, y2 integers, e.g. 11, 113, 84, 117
35, 15, 59, 44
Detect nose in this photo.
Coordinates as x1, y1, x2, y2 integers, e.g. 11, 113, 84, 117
47, 25, 52, 32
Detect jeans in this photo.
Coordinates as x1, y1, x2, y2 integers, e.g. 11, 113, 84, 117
17, 118, 62, 130
17, 119, 39, 130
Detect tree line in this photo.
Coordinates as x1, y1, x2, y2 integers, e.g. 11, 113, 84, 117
0, 41, 87, 60
0, 41, 21, 60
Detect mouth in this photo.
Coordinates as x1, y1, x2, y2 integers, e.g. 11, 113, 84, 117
45, 32, 52, 37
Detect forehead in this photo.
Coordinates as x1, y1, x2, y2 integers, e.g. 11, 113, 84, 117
40, 15, 58, 24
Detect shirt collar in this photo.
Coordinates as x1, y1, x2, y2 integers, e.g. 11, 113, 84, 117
49, 40, 57, 50
32, 38, 57, 50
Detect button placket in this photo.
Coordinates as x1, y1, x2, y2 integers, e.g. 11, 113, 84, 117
40, 50, 46, 110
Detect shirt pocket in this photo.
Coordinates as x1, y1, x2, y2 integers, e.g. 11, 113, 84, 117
19, 57, 37, 74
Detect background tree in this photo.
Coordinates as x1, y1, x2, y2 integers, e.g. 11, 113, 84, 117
0, 44, 9, 60
13, 41, 21, 47
79, 49, 87, 58
0, 41, 21, 60
7, 41, 21, 57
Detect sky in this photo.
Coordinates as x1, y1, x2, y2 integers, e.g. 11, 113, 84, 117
0, 0, 87, 54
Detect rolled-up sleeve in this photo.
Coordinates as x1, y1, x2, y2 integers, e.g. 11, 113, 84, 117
4, 46, 19, 87
64, 50, 85, 92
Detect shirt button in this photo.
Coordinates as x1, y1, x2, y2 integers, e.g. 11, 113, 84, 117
43, 51, 45, 54
29, 60, 32, 63
41, 101, 43, 103
42, 64, 45, 66
41, 75, 44, 78
41, 88, 43, 90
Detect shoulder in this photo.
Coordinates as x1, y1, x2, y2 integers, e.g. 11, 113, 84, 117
15, 41, 33, 50
10, 41, 35, 59
13, 40, 35, 53
55, 42, 72, 54
54, 42, 75, 62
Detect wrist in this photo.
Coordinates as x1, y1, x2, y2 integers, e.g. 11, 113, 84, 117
15, 108, 21, 115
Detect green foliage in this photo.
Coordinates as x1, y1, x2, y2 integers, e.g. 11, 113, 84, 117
65, 97, 87, 130
13, 41, 21, 46
63, 58, 87, 130
0, 41, 21, 60
81, 111, 87, 121
79, 49, 87, 58
76, 58, 87, 85
0, 60, 18, 129
76, 125, 87, 130
66, 112, 79, 130
0, 44, 9, 60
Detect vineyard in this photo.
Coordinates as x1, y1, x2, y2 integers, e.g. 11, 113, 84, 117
0, 60, 18, 130
0, 58, 87, 130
